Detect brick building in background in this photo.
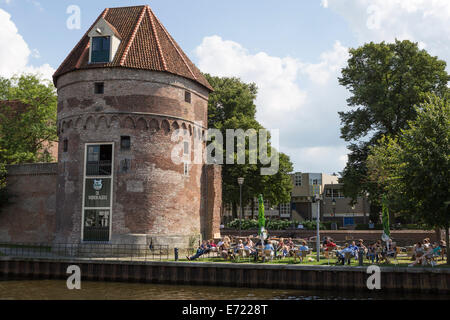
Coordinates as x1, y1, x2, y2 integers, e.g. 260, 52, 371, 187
0, 5, 222, 247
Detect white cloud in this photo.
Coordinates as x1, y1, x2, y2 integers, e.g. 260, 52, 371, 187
195, 35, 307, 123
195, 36, 350, 174
322, 0, 450, 64
0, 8, 54, 81
283, 145, 349, 174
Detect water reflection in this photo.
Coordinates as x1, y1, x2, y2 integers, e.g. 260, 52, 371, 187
0, 280, 448, 300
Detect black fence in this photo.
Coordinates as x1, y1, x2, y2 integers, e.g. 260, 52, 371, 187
0, 243, 170, 262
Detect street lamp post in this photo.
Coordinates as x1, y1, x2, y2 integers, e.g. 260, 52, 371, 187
316, 194, 322, 262
332, 198, 336, 229
238, 177, 244, 239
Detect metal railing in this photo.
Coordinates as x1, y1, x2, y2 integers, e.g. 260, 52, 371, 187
0, 243, 170, 262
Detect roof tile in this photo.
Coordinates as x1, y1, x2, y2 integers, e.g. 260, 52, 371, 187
53, 5, 213, 91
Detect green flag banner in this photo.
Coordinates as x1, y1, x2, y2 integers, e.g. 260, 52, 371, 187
258, 194, 266, 237
381, 195, 390, 241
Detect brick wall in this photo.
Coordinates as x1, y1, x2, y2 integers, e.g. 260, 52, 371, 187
54, 68, 215, 247
0, 164, 57, 243
202, 165, 222, 240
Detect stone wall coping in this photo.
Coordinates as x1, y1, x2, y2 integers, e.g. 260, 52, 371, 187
6, 163, 58, 176
2, 257, 449, 274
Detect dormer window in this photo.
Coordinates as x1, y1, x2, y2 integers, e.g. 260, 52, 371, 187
88, 18, 121, 64
91, 36, 111, 63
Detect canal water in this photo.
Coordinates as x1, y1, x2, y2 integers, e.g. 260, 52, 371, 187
0, 280, 448, 300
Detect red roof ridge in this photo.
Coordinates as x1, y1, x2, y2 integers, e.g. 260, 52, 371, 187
148, 7, 197, 82
119, 6, 147, 66
53, 8, 109, 80
146, 6, 167, 71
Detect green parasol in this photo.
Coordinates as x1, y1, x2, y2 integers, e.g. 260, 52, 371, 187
258, 194, 266, 238
381, 195, 390, 241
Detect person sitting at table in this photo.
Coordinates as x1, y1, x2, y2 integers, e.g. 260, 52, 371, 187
299, 240, 309, 251
219, 237, 231, 260
244, 237, 254, 250
348, 241, 359, 260
337, 243, 357, 265
264, 240, 275, 252
276, 238, 285, 252
208, 239, 217, 252
234, 240, 244, 253
423, 238, 431, 250
367, 243, 378, 263
279, 243, 290, 258
379, 239, 396, 263
323, 238, 337, 259
408, 241, 425, 267
286, 238, 295, 249
186, 240, 208, 261
439, 240, 446, 260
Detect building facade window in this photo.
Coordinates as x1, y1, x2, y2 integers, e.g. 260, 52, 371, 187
91, 36, 110, 63
325, 188, 344, 198
86, 144, 112, 176
121, 136, 131, 150
63, 139, 68, 152
183, 162, 189, 176
185, 91, 191, 103
279, 203, 291, 217
94, 82, 104, 94
294, 173, 302, 186
183, 141, 189, 155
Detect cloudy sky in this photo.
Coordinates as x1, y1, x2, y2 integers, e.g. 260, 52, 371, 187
1, 0, 449, 174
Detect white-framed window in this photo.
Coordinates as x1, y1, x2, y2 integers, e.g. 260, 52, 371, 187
294, 173, 302, 186
183, 141, 189, 155
325, 188, 344, 198
279, 203, 291, 217
183, 162, 189, 176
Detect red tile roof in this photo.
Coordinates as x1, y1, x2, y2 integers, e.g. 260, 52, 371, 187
53, 5, 213, 91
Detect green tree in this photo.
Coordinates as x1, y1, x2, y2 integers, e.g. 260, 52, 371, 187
368, 95, 450, 263
338, 40, 449, 211
0, 74, 58, 165
204, 74, 293, 218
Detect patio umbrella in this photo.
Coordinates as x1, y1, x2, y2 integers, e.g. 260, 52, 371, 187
381, 195, 391, 245
258, 194, 267, 241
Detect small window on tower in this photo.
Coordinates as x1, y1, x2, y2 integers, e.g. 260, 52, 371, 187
184, 162, 189, 176
185, 91, 191, 103
183, 141, 189, 155
94, 82, 104, 94
121, 136, 131, 150
63, 139, 68, 152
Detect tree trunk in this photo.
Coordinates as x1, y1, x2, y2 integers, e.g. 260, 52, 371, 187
232, 202, 238, 220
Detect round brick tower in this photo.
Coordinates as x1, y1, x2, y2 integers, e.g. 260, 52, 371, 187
52, 5, 219, 247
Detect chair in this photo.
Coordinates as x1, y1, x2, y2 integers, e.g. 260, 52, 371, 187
262, 249, 274, 262
344, 251, 352, 265
293, 249, 308, 263
235, 248, 250, 262
406, 247, 415, 260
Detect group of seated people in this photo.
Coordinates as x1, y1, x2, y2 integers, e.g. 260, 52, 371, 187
186, 236, 447, 266
187, 236, 310, 261
408, 239, 446, 267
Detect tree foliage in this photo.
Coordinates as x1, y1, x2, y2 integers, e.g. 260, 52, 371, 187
0, 74, 58, 165
367, 95, 450, 262
204, 74, 293, 217
0, 74, 57, 211
339, 40, 449, 210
